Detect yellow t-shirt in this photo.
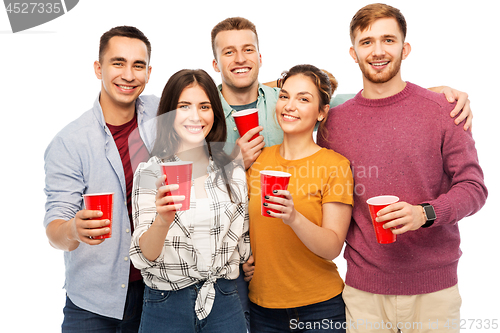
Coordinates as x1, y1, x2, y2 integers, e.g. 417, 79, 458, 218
247, 144, 354, 308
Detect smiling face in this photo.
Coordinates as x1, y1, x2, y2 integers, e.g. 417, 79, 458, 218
94, 36, 151, 114
212, 29, 261, 93
275, 74, 328, 137
174, 84, 214, 151
349, 17, 410, 85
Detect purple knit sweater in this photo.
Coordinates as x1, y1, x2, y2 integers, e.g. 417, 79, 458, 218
318, 82, 487, 295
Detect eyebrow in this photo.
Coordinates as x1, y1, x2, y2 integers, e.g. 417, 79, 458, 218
280, 89, 313, 97
359, 34, 398, 43
109, 57, 148, 66
177, 101, 211, 105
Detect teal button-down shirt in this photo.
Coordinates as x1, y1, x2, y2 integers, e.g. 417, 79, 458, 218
219, 83, 354, 147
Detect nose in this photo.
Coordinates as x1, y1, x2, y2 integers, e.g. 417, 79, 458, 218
234, 51, 246, 64
121, 65, 135, 82
284, 98, 297, 112
372, 41, 385, 57
187, 107, 201, 122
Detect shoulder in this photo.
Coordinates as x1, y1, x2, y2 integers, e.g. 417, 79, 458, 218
46, 108, 98, 154
138, 94, 160, 116
408, 82, 456, 111
318, 148, 351, 167
259, 84, 280, 96
259, 144, 279, 160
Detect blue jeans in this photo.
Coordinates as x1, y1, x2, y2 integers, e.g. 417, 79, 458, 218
62, 280, 144, 333
236, 266, 251, 331
139, 278, 247, 333
250, 293, 346, 333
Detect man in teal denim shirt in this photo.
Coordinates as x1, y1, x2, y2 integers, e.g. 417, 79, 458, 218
211, 17, 354, 166
44, 26, 158, 332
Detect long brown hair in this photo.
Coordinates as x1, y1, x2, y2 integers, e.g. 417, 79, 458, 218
151, 69, 241, 203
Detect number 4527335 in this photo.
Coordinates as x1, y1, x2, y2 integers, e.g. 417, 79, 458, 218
6, 2, 62, 14
445, 319, 498, 330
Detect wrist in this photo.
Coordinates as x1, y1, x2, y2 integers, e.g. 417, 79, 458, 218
419, 203, 437, 228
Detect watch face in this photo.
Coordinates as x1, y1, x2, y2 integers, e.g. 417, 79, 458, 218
424, 205, 437, 220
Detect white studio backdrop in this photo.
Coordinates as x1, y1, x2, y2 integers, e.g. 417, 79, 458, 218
1, 0, 498, 330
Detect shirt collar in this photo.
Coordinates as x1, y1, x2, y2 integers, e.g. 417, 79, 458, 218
218, 83, 265, 117
92, 93, 146, 131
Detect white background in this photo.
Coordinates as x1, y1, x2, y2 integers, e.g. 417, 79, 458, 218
1, 0, 498, 331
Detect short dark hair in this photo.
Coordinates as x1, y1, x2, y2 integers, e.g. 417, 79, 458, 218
99, 26, 151, 63
211, 17, 259, 59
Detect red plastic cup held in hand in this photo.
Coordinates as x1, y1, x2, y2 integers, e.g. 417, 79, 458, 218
160, 161, 193, 211
367, 195, 399, 244
83, 192, 114, 239
232, 108, 260, 141
260, 170, 291, 218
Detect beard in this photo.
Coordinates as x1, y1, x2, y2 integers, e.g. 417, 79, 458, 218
358, 51, 403, 84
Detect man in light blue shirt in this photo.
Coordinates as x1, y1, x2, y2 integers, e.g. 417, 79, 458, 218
44, 26, 158, 332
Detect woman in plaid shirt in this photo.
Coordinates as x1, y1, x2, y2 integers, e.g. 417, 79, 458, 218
130, 69, 250, 332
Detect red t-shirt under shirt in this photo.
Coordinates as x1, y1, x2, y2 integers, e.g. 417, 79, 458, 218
107, 114, 150, 282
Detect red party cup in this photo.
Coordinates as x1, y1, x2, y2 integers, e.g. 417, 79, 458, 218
366, 195, 399, 244
260, 170, 292, 218
83, 192, 114, 239
232, 108, 259, 141
160, 161, 193, 211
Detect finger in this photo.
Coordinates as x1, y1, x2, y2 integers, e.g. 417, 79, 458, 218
264, 202, 287, 213
454, 101, 472, 131
270, 190, 291, 198
155, 174, 166, 189
77, 209, 103, 220
86, 226, 112, 238
264, 195, 288, 206
157, 203, 183, 213
247, 255, 254, 264
80, 236, 106, 246
157, 194, 185, 206
241, 126, 263, 141
157, 184, 180, 198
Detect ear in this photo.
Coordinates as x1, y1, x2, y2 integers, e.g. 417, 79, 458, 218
318, 104, 330, 121
402, 42, 411, 60
94, 60, 102, 80
258, 52, 262, 68
349, 46, 358, 63
146, 66, 152, 83
212, 59, 220, 73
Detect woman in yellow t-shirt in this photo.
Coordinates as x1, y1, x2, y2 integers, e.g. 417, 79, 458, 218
245, 64, 354, 332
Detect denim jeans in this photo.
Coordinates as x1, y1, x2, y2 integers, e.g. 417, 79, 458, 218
139, 278, 247, 333
62, 280, 145, 333
236, 266, 251, 331
250, 293, 346, 333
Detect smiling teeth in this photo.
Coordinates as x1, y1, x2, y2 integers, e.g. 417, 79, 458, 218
233, 68, 249, 73
283, 115, 298, 121
372, 62, 389, 66
185, 126, 202, 132
118, 85, 134, 90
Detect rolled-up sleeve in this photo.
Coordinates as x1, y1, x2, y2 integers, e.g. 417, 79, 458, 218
43, 135, 85, 228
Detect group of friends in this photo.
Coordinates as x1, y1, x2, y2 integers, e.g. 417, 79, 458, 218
43, 3, 487, 333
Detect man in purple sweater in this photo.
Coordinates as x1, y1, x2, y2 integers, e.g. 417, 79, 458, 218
318, 4, 487, 333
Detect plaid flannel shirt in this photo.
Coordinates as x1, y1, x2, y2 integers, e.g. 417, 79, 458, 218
129, 155, 250, 319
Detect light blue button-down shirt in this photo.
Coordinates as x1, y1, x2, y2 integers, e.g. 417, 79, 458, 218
220, 83, 354, 146
43, 94, 159, 319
